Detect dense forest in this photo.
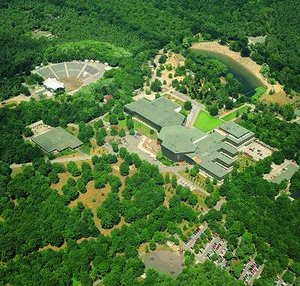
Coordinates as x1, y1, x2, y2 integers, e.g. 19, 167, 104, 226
1, 0, 300, 100
0, 152, 243, 285
1, 1, 300, 285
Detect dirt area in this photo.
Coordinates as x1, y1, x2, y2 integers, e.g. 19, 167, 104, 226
60, 77, 83, 92
51, 172, 72, 194
32, 30, 54, 39
100, 217, 127, 236
76, 237, 97, 244
143, 138, 161, 155
69, 180, 110, 213
0, 94, 31, 108
241, 141, 273, 161
191, 42, 284, 95
38, 242, 67, 252
163, 187, 174, 208
143, 249, 183, 278
260, 92, 299, 106
160, 52, 186, 95
90, 139, 108, 156
166, 52, 185, 68
68, 180, 111, 231
139, 242, 150, 254
11, 166, 25, 177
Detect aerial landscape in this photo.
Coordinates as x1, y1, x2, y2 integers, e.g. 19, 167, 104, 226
0, 1, 300, 285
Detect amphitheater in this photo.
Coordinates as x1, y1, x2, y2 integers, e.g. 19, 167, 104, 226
34, 61, 111, 93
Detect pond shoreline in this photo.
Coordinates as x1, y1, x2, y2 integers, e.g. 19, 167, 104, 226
191, 41, 284, 95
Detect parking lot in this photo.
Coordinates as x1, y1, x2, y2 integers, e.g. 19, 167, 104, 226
240, 259, 264, 285
264, 160, 299, 183
241, 141, 273, 161
185, 222, 208, 249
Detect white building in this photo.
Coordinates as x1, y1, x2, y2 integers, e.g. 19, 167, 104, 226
43, 77, 64, 92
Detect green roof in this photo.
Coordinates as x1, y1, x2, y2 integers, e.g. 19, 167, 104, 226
221, 143, 239, 156
32, 127, 83, 153
199, 160, 229, 180
220, 122, 251, 138
159, 125, 206, 154
186, 132, 239, 179
272, 163, 299, 184
193, 132, 226, 158
125, 97, 185, 129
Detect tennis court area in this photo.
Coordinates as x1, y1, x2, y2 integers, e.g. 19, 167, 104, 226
32, 127, 83, 153
193, 111, 223, 132
264, 160, 299, 184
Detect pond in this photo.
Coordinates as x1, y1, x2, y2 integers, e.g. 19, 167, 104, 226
199, 50, 264, 96
291, 191, 300, 200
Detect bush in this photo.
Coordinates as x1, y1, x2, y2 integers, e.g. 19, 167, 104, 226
158, 55, 167, 64
23, 127, 33, 137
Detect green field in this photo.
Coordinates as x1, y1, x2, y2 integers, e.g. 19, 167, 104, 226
118, 119, 127, 129
221, 105, 249, 121
193, 111, 223, 132
134, 119, 157, 139
251, 86, 267, 102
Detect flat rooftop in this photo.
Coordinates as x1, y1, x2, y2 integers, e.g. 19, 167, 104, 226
220, 121, 251, 139
125, 97, 185, 128
190, 132, 238, 179
32, 127, 83, 153
158, 125, 206, 154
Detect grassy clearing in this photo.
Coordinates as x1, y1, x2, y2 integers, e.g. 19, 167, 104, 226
193, 111, 223, 132
133, 119, 157, 139
118, 119, 127, 129
80, 143, 91, 155
237, 153, 256, 172
252, 86, 267, 102
221, 105, 249, 121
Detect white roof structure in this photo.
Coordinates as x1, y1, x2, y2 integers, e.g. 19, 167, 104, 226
43, 77, 64, 91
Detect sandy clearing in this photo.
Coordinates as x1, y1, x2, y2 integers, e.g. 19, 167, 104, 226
260, 92, 298, 105
0, 94, 31, 108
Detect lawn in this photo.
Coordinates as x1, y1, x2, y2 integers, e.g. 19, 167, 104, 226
193, 111, 223, 132
80, 143, 91, 155
118, 119, 127, 129
133, 119, 157, 139
252, 86, 267, 102
221, 105, 249, 121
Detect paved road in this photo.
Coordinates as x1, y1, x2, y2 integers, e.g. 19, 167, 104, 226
10, 154, 92, 169
172, 90, 205, 110
177, 174, 209, 196
185, 222, 208, 249
186, 104, 201, 127
124, 134, 189, 173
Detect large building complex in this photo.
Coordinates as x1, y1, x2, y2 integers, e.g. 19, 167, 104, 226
124, 97, 185, 131
159, 126, 239, 180
126, 98, 255, 180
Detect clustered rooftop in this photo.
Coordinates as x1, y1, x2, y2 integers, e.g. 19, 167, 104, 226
125, 98, 255, 180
